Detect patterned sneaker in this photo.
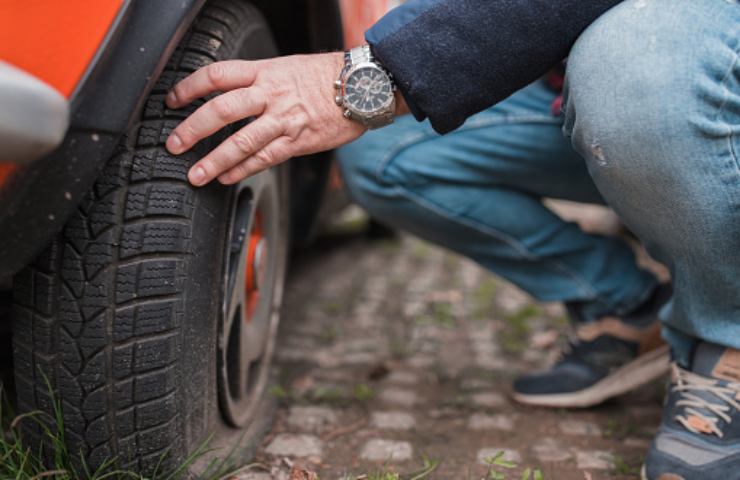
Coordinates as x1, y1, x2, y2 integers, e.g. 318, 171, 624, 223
512, 284, 671, 408
642, 343, 740, 480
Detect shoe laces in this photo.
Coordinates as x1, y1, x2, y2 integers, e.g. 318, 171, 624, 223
672, 363, 740, 438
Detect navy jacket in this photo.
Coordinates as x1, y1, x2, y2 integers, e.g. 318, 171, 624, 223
366, 0, 622, 134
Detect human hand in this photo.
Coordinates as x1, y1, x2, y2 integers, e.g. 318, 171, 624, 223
165, 52, 366, 186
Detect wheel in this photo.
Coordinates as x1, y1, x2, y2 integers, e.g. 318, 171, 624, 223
11, 0, 288, 473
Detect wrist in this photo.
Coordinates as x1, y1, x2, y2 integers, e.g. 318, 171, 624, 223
394, 90, 409, 116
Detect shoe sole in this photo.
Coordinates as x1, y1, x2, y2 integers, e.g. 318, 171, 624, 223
512, 345, 670, 408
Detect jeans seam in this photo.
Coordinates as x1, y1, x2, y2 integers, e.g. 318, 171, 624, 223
391, 184, 605, 301
717, 29, 740, 176
710, 21, 740, 222
374, 114, 562, 184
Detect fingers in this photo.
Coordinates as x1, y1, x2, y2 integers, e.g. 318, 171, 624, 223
167, 87, 266, 154
188, 117, 282, 186
217, 138, 293, 185
166, 60, 257, 109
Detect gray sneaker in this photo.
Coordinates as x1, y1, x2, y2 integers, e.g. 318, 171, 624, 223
642, 342, 740, 480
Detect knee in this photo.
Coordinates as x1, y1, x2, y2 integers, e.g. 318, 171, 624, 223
337, 130, 419, 215
563, 0, 691, 161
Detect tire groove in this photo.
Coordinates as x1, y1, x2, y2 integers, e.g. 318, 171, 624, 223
12, 1, 277, 473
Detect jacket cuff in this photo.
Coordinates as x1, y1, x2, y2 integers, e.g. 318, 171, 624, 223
367, 43, 426, 122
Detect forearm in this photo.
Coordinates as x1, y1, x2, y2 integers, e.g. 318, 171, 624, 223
368, 0, 623, 133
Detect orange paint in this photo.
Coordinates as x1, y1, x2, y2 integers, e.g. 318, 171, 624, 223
245, 212, 264, 321
0, 0, 124, 98
339, 0, 392, 48
0, 164, 15, 186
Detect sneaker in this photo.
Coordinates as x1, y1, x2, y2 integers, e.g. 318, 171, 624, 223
642, 343, 740, 480
512, 284, 671, 408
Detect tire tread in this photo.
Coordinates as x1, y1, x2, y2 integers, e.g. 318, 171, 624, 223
12, 0, 267, 472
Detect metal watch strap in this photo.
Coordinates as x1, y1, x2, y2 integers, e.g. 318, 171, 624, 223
362, 111, 395, 129
349, 44, 373, 64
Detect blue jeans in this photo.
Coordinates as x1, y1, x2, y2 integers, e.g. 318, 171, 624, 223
338, 0, 740, 364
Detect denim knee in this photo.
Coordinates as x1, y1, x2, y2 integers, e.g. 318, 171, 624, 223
337, 131, 421, 218
563, 0, 740, 210
562, 0, 688, 167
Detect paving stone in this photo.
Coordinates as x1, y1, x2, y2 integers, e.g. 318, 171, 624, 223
575, 450, 615, 470
496, 285, 531, 314
470, 392, 507, 408
407, 354, 435, 368
287, 406, 338, 431
476, 448, 522, 465
313, 368, 359, 383
265, 434, 323, 458
341, 351, 378, 365
314, 351, 343, 368
276, 349, 317, 362
385, 370, 419, 385
360, 439, 413, 461
232, 473, 272, 480
460, 378, 495, 391
342, 338, 386, 351
468, 413, 515, 431
531, 437, 573, 463
371, 411, 416, 430
558, 419, 603, 437
474, 356, 509, 370
379, 388, 418, 407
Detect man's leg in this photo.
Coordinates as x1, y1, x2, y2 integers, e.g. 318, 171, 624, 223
339, 80, 656, 317
338, 80, 667, 407
565, 0, 740, 477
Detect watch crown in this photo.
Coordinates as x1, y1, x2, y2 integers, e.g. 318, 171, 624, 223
335, 95, 343, 106
334, 80, 342, 90
343, 109, 352, 119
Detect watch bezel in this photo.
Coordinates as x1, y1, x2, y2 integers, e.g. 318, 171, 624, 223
341, 61, 395, 119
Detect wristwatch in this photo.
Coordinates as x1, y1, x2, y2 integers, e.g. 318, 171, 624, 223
334, 45, 396, 130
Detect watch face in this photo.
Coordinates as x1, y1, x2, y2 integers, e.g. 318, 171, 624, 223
344, 66, 393, 114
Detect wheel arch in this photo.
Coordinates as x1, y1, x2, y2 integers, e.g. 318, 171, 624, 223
0, 0, 344, 279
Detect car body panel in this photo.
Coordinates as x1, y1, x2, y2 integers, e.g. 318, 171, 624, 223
0, 0, 126, 98
339, 0, 394, 48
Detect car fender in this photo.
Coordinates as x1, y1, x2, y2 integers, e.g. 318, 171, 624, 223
0, 0, 207, 278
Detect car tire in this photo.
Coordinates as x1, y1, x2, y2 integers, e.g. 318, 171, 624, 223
12, 0, 287, 473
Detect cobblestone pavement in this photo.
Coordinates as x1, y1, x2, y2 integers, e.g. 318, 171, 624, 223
236, 205, 667, 480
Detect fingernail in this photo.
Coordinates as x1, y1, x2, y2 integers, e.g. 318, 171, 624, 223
166, 90, 178, 107
168, 133, 183, 153
189, 166, 207, 185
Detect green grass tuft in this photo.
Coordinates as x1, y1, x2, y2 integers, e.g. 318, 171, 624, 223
0, 384, 244, 480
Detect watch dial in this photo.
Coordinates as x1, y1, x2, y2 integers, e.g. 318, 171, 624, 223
345, 66, 392, 113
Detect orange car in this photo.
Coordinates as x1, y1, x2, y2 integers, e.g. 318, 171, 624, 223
0, 0, 391, 473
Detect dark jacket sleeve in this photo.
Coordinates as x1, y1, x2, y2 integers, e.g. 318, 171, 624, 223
366, 0, 622, 134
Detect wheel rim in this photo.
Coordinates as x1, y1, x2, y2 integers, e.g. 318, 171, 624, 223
218, 169, 284, 427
